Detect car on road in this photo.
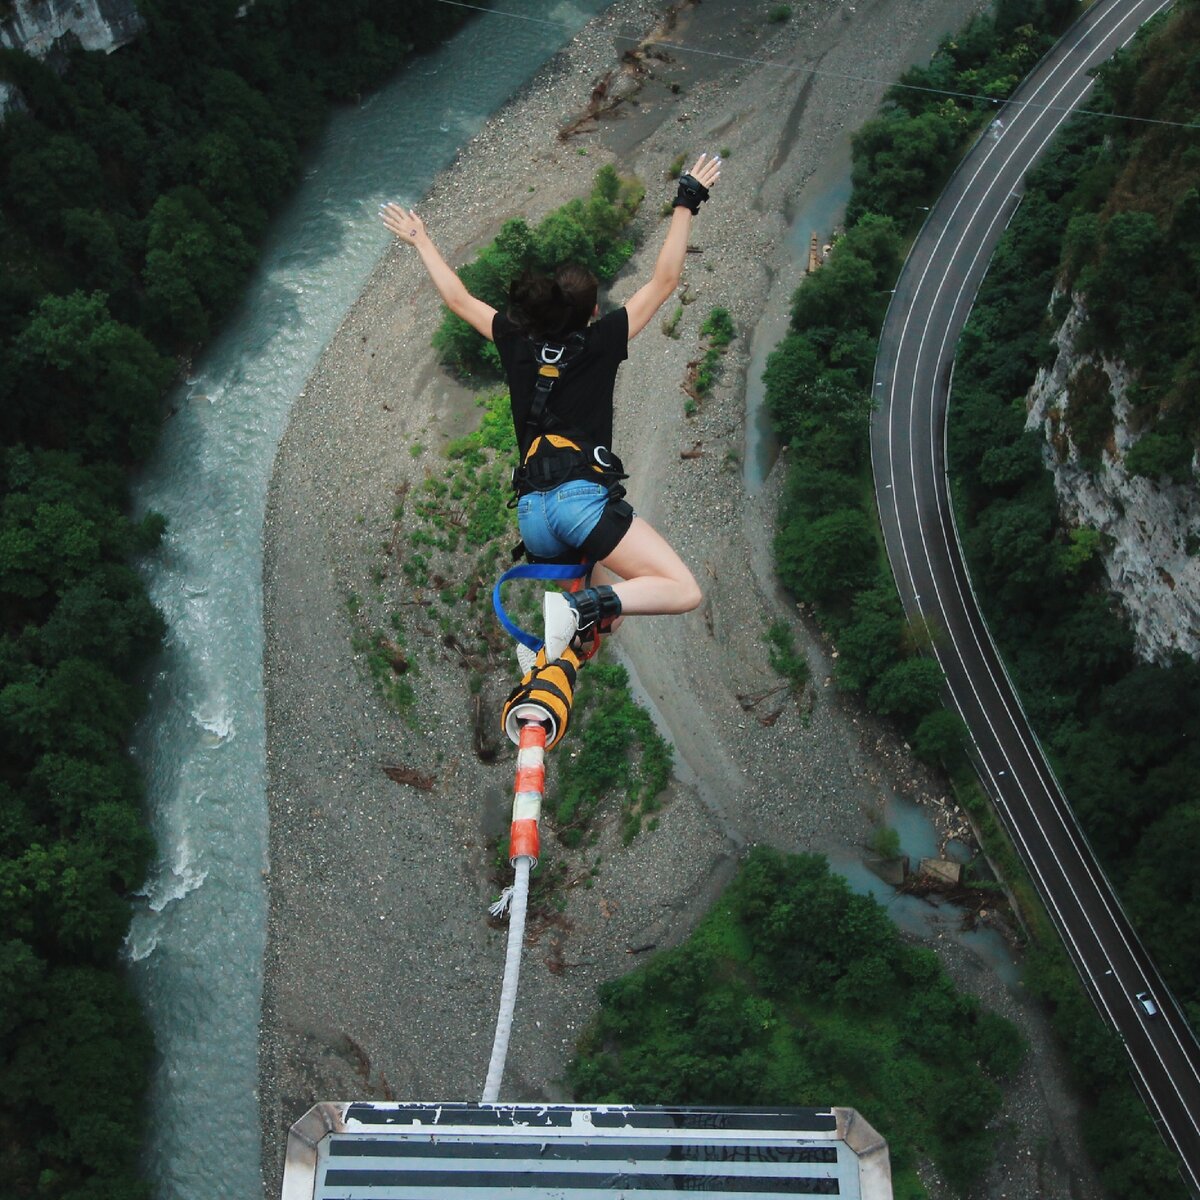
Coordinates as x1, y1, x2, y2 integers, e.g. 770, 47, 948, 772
1136, 990, 1160, 1018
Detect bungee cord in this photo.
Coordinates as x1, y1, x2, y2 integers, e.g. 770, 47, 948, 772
464, 0, 1190, 1109
482, 628, 583, 1101
432, 0, 1200, 132
481, 719, 543, 1103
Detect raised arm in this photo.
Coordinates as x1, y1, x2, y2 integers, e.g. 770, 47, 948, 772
624, 153, 721, 340
379, 203, 498, 340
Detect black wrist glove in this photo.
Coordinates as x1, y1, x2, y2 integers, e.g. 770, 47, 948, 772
672, 172, 710, 214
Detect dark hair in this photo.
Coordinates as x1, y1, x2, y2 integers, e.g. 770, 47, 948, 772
507, 264, 598, 339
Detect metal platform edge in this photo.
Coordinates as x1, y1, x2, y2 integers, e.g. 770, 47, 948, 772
280, 1101, 892, 1199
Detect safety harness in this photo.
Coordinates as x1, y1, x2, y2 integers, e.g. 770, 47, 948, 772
492, 331, 625, 696
509, 334, 628, 502
492, 561, 591, 655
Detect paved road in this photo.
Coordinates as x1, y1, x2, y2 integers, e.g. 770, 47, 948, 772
869, 0, 1200, 1192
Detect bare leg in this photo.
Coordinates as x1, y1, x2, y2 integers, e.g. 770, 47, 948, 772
542, 519, 700, 660
598, 517, 701, 616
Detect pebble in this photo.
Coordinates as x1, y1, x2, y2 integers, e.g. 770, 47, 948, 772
257, 2, 1102, 1199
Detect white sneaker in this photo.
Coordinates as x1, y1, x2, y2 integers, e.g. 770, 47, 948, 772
516, 641, 538, 676
543, 591, 580, 663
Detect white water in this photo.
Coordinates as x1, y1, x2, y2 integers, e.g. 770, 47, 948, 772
124, 5, 612, 1196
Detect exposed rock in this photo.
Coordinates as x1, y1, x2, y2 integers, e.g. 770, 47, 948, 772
0, 0, 141, 55
1025, 296, 1200, 662
870, 855, 907, 887
918, 857, 961, 886
1, 0, 143, 113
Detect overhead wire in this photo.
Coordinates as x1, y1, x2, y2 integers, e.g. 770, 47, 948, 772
432, 0, 1200, 132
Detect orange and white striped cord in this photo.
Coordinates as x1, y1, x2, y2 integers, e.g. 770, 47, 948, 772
482, 719, 547, 1103
507, 721, 546, 865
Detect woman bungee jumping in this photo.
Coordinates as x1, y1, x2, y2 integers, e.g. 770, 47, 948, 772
380, 152, 720, 664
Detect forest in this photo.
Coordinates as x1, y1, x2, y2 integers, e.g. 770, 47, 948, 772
946, 0, 1200, 1174
762, 0, 1082, 761
759, 0, 1195, 1196
0, 2, 471, 1196
572, 847, 1026, 1200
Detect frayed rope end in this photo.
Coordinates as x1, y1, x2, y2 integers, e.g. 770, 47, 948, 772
488, 886, 515, 918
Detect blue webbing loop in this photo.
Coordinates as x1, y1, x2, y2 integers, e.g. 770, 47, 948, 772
493, 562, 590, 651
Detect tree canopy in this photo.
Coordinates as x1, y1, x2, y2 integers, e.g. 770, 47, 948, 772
0, 1, 476, 1194
573, 848, 1026, 1200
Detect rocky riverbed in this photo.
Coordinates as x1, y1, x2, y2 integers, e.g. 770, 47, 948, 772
258, 2, 1103, 1197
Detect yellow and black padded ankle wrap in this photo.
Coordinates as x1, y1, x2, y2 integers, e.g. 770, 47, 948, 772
502, 647, 582, 750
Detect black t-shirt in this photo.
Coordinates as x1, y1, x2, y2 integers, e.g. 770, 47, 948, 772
493, 308, 629, 456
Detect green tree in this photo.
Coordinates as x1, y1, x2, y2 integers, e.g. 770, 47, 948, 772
3, 132, 105, 239
1078, 210, 1165, 356
775, 508, 878, 606
1125, 430, 1194, 484
912, 707, 969, 766
61, 208, 133, 297
767, 377, 873, 472
848, 109, 964, 228
3, 965, 153, 1191
9, 292, 175, 462
867, 657, 945, 721
0, 658, 138, 761
142, 187, 257, 347
834, 587, 905, 692
1125, 803, 1200, 991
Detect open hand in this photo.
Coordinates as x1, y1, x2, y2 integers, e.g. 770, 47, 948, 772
379, 202, 426, 246
686, 152, 721, 191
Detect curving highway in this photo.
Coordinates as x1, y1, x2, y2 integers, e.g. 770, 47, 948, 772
869, 0, 1200, 1192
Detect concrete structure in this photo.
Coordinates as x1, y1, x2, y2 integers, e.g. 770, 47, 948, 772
281, 1101, 893, 1198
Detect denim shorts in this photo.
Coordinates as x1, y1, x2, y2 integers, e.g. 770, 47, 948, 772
517, 480, 613, 561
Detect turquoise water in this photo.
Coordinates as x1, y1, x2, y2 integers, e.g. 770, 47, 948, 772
124, 5, 613, 1196
827, 790, 1024, 990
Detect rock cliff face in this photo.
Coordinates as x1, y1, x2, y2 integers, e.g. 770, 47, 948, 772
1026, 297, 1200, 663
1, 0, 142, 111
0, 0, 141, 55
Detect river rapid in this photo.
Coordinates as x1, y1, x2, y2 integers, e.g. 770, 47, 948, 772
124, 5, 613, 1196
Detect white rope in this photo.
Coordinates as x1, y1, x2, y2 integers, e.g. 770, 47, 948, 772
481, 854, 532, 1103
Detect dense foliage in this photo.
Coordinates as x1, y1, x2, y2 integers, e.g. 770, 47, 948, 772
937, 7, 1200, 1198
0, 2, 471, 1195
847, 0, 1077, 231
572, 847, 1025, 1200
1060, 4, 1200, 469
949, 0, 1200, 1071
763, 0, 1084, 756
551, 662, 672, 846
764, 209, 960, 748
763, 1, 1199, 1196
432, 166, 645, 377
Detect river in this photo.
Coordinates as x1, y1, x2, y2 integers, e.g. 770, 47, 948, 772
124, 5, 613, 1196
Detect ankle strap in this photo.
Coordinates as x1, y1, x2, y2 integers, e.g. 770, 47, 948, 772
571, 584, 622, 633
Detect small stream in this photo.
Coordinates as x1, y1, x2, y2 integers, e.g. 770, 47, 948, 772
826, 792, 1023, 990
694, 112, 1025, 986
744, 142, 854, 493
618, 653, 1022, 989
